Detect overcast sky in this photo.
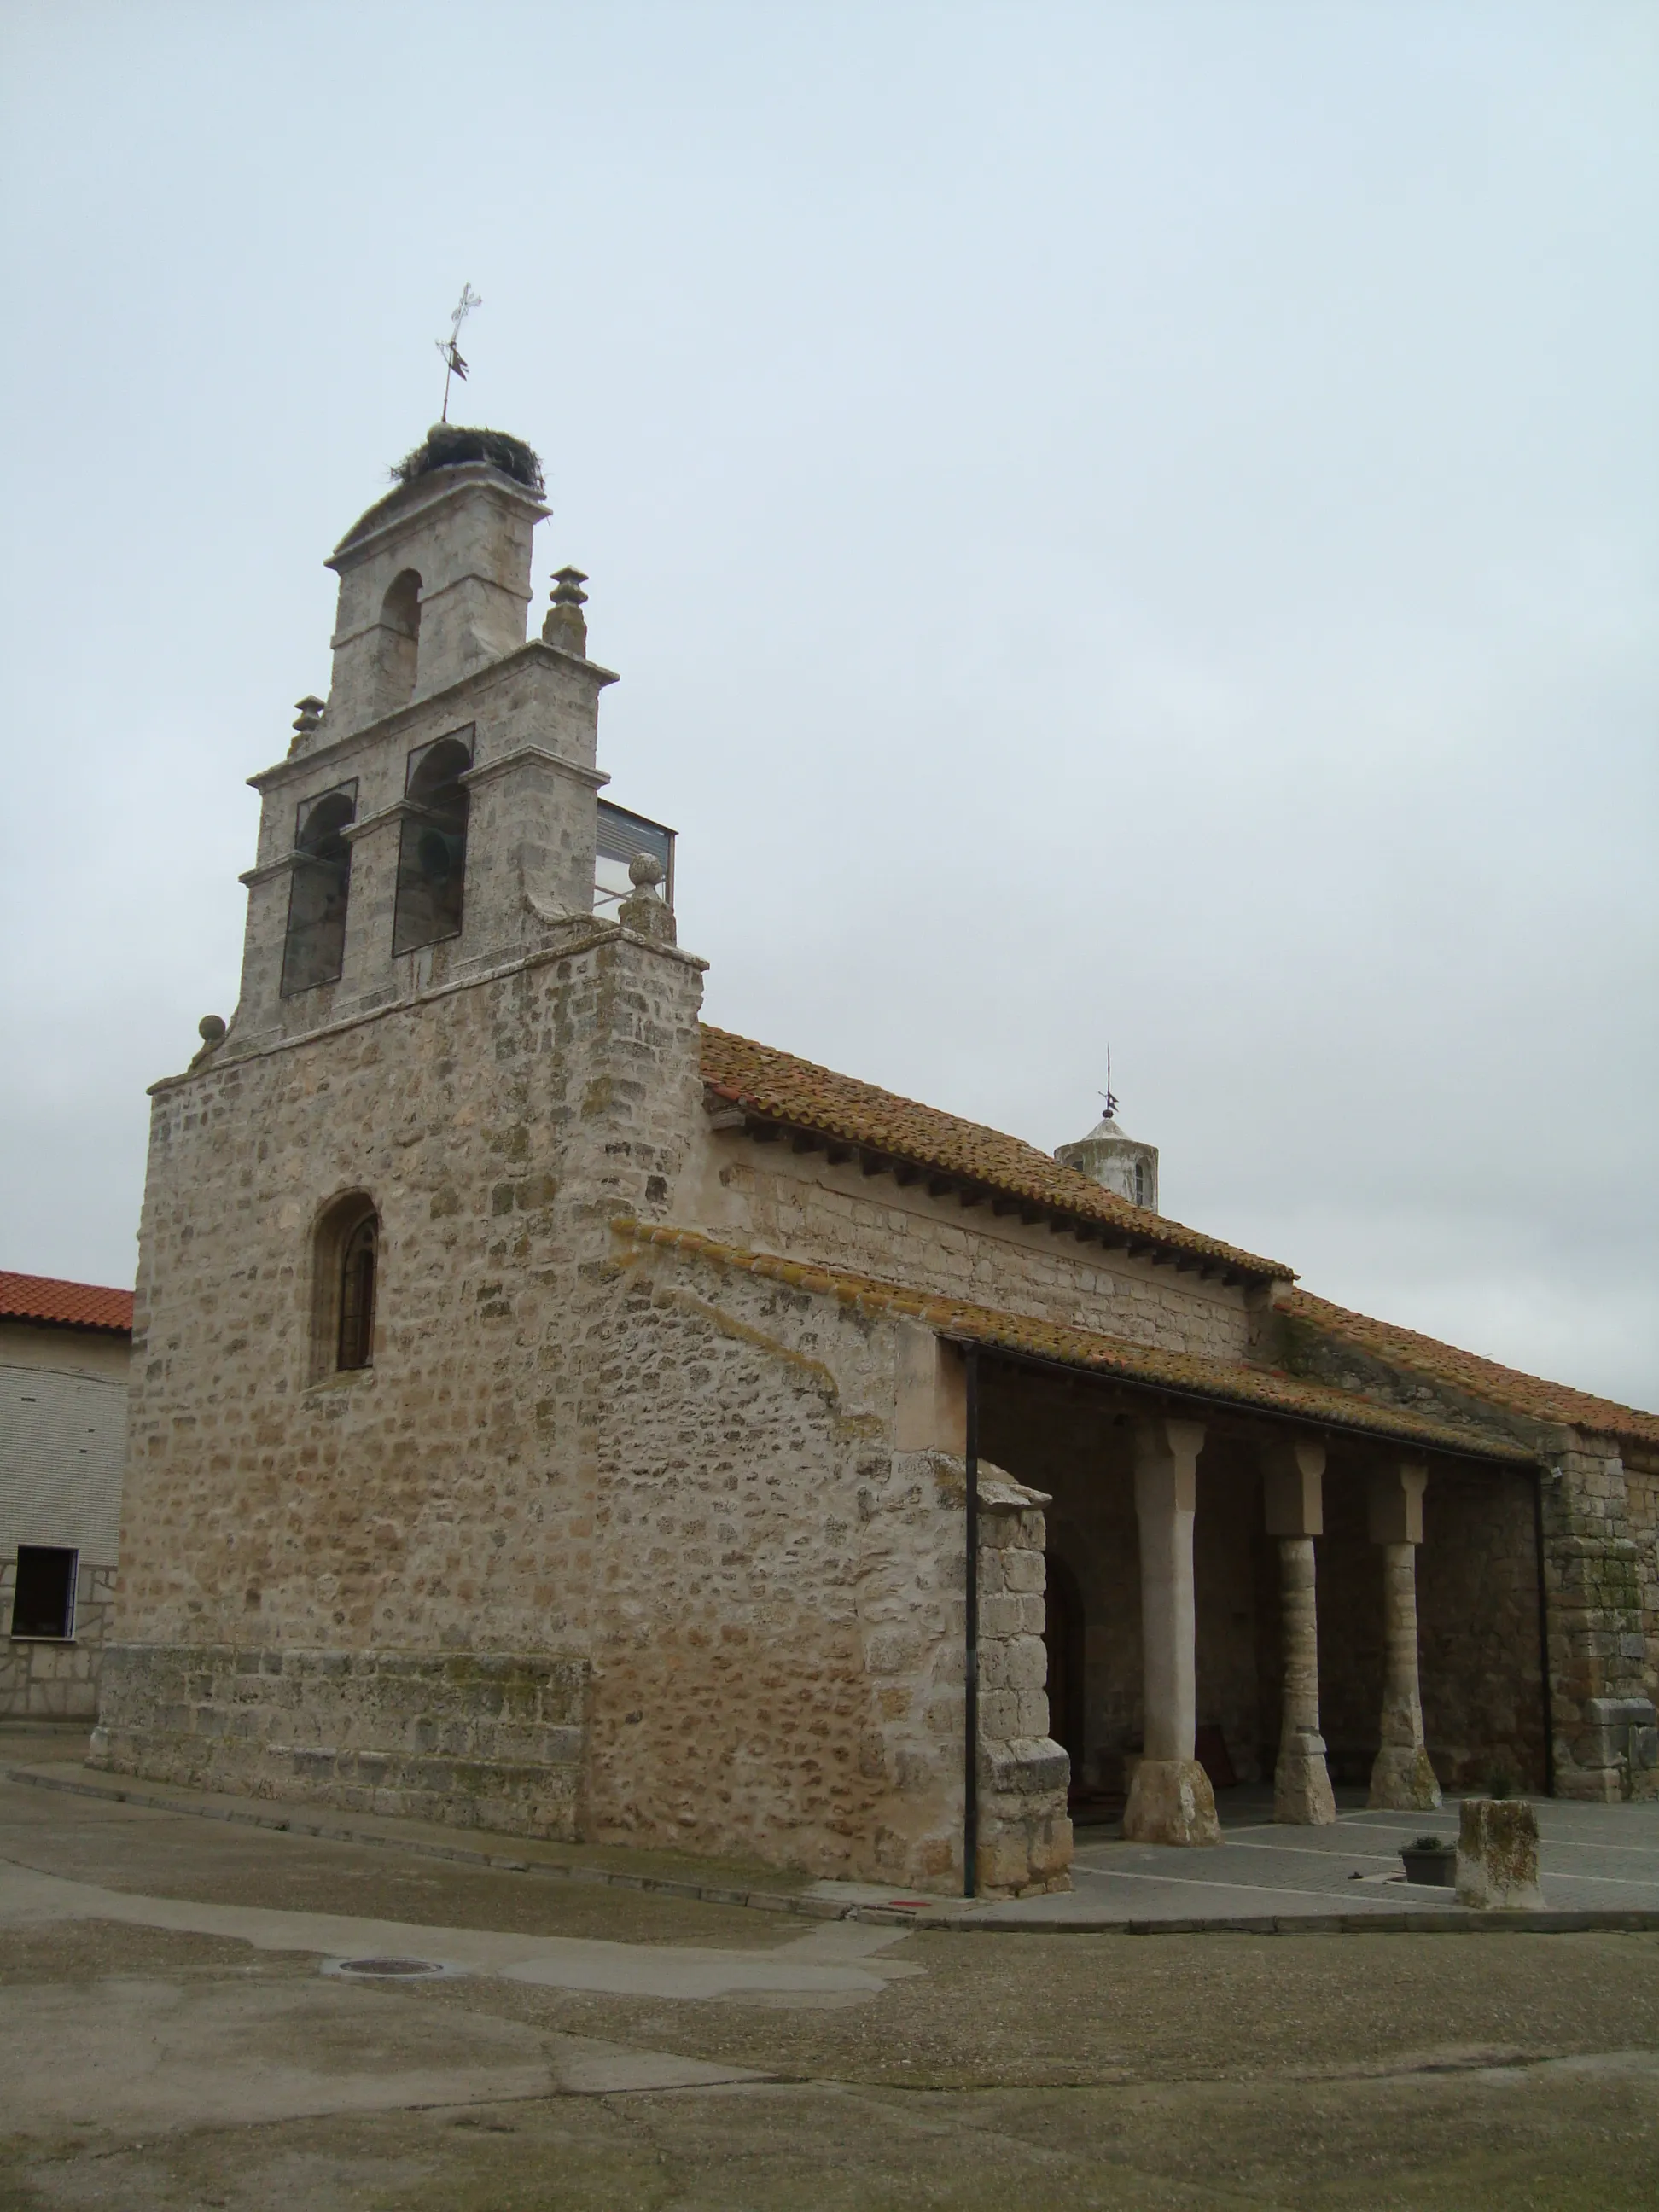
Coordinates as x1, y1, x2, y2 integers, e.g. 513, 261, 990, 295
2, 1, 1654, 1407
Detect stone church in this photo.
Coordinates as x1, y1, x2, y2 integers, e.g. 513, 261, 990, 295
93, 425, 1658, 1895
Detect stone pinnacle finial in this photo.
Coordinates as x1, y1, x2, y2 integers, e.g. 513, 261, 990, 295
293, 696, 325, 736
617, 850, 676, 945
542, 567, 590, 657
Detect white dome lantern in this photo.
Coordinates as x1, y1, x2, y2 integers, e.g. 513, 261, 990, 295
1056, 1105, 1159, 1214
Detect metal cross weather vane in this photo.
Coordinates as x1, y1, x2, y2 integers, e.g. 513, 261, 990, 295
435, 285, 482, 422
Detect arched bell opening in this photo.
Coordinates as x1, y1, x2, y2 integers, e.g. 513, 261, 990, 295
280, 783, 358, 996
393, 731, 472, 956
377, 568, 422, 714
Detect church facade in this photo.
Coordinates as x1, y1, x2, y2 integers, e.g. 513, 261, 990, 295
93, 429, 1658, 1895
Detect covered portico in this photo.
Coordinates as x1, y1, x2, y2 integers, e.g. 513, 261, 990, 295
967, 1340, 1547, 1848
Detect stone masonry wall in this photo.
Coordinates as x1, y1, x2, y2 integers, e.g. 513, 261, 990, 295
1623, 1450, 1658, 1710
1542, 1438, 1658, 1802
689, 1139, 1251, 1362
95, 1644, 586, 1835
578, 1234, 1065, 1892
97, 920, 707, 1835
1417, 1464, 1547, 1793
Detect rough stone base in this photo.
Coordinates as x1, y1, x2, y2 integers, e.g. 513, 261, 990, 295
1274, 1732, 1336, 1826
1557, 1697, 1659, 1803
1124, 1757, 1222, 1846
1368, 1743, 1442, 1811
975, 1734, 1074, 1896
1455, 1796, 1545, 1909
90, 1643, 589, 1842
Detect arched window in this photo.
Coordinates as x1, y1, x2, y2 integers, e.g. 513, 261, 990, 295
281, 783, 358, 996
311, 1193, 379, 1379
393, 730, 472, 955
378, 568, 422, 713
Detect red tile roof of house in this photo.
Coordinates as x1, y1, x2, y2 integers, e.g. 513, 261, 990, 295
0, 1271, 134, 1336
699, 1026, 1293, 1287
1282, 1289, 1659, 1449
614, 1221, 1533, 1464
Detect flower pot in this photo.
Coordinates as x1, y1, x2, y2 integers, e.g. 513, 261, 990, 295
1400, 1844, 1456, 1887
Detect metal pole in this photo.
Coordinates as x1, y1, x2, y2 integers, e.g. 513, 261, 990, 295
1533, 1465, 1556, 1798
963, 1348, 980, 1900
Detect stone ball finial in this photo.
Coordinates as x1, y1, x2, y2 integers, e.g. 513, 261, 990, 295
198, 1015, 227, 1045
617, 850, 675, 946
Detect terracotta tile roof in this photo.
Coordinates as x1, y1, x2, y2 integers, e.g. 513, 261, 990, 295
1282, 1289, 1659, 1448
0, 1271, 134, 1336
699, 1026, 1292, 1288
614, 1222, 1533, 1464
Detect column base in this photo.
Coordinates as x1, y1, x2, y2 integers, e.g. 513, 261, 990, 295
1367, 1743, 1441, 1811
1273, 1732, 1336, 1825
1124, 1758, 1223, 1846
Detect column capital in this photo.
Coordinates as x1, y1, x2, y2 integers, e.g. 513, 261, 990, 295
1132, 1415, 1205, 1502
1368, 1459, 1428, 1546
1262, 1434, 1324, 1536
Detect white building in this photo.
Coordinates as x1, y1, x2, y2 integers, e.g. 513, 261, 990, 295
1, 1272, 131, 1719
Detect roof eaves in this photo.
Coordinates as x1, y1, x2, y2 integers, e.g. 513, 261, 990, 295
613, 1221, 1531, 1465
1280, 1289, 1659, 1449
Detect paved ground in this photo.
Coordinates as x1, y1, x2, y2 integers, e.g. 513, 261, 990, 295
3, 1737, 1658, 2209
970, 1787, 1659, 1924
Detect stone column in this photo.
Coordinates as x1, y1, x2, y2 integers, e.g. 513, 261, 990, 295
1367, 1461, 1441, 1810
1261, 1437, 1336, 1825
1125, 1417, 1221, 1846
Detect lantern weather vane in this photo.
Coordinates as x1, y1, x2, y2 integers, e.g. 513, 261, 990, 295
1097, 1046, 1118, 1123
435, 284, 482, 422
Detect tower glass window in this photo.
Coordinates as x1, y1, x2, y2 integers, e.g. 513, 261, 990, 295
393, 730, 472, 956
281, 783, 358, 995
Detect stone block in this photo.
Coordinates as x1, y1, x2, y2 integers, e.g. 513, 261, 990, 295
980, 1736, 1069, 1796
1455, 1797, 1544, 1910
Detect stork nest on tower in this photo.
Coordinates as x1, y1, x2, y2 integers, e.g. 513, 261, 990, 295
391, 425, 544, 495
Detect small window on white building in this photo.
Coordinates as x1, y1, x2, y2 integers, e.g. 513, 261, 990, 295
10, 1546, 78, 1639
1134, 1161, 1146, 1207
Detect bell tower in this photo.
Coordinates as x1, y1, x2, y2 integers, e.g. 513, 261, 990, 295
224, 426, 621, 1053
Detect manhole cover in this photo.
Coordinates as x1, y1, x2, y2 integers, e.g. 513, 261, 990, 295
323, 1956, 467, 1980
